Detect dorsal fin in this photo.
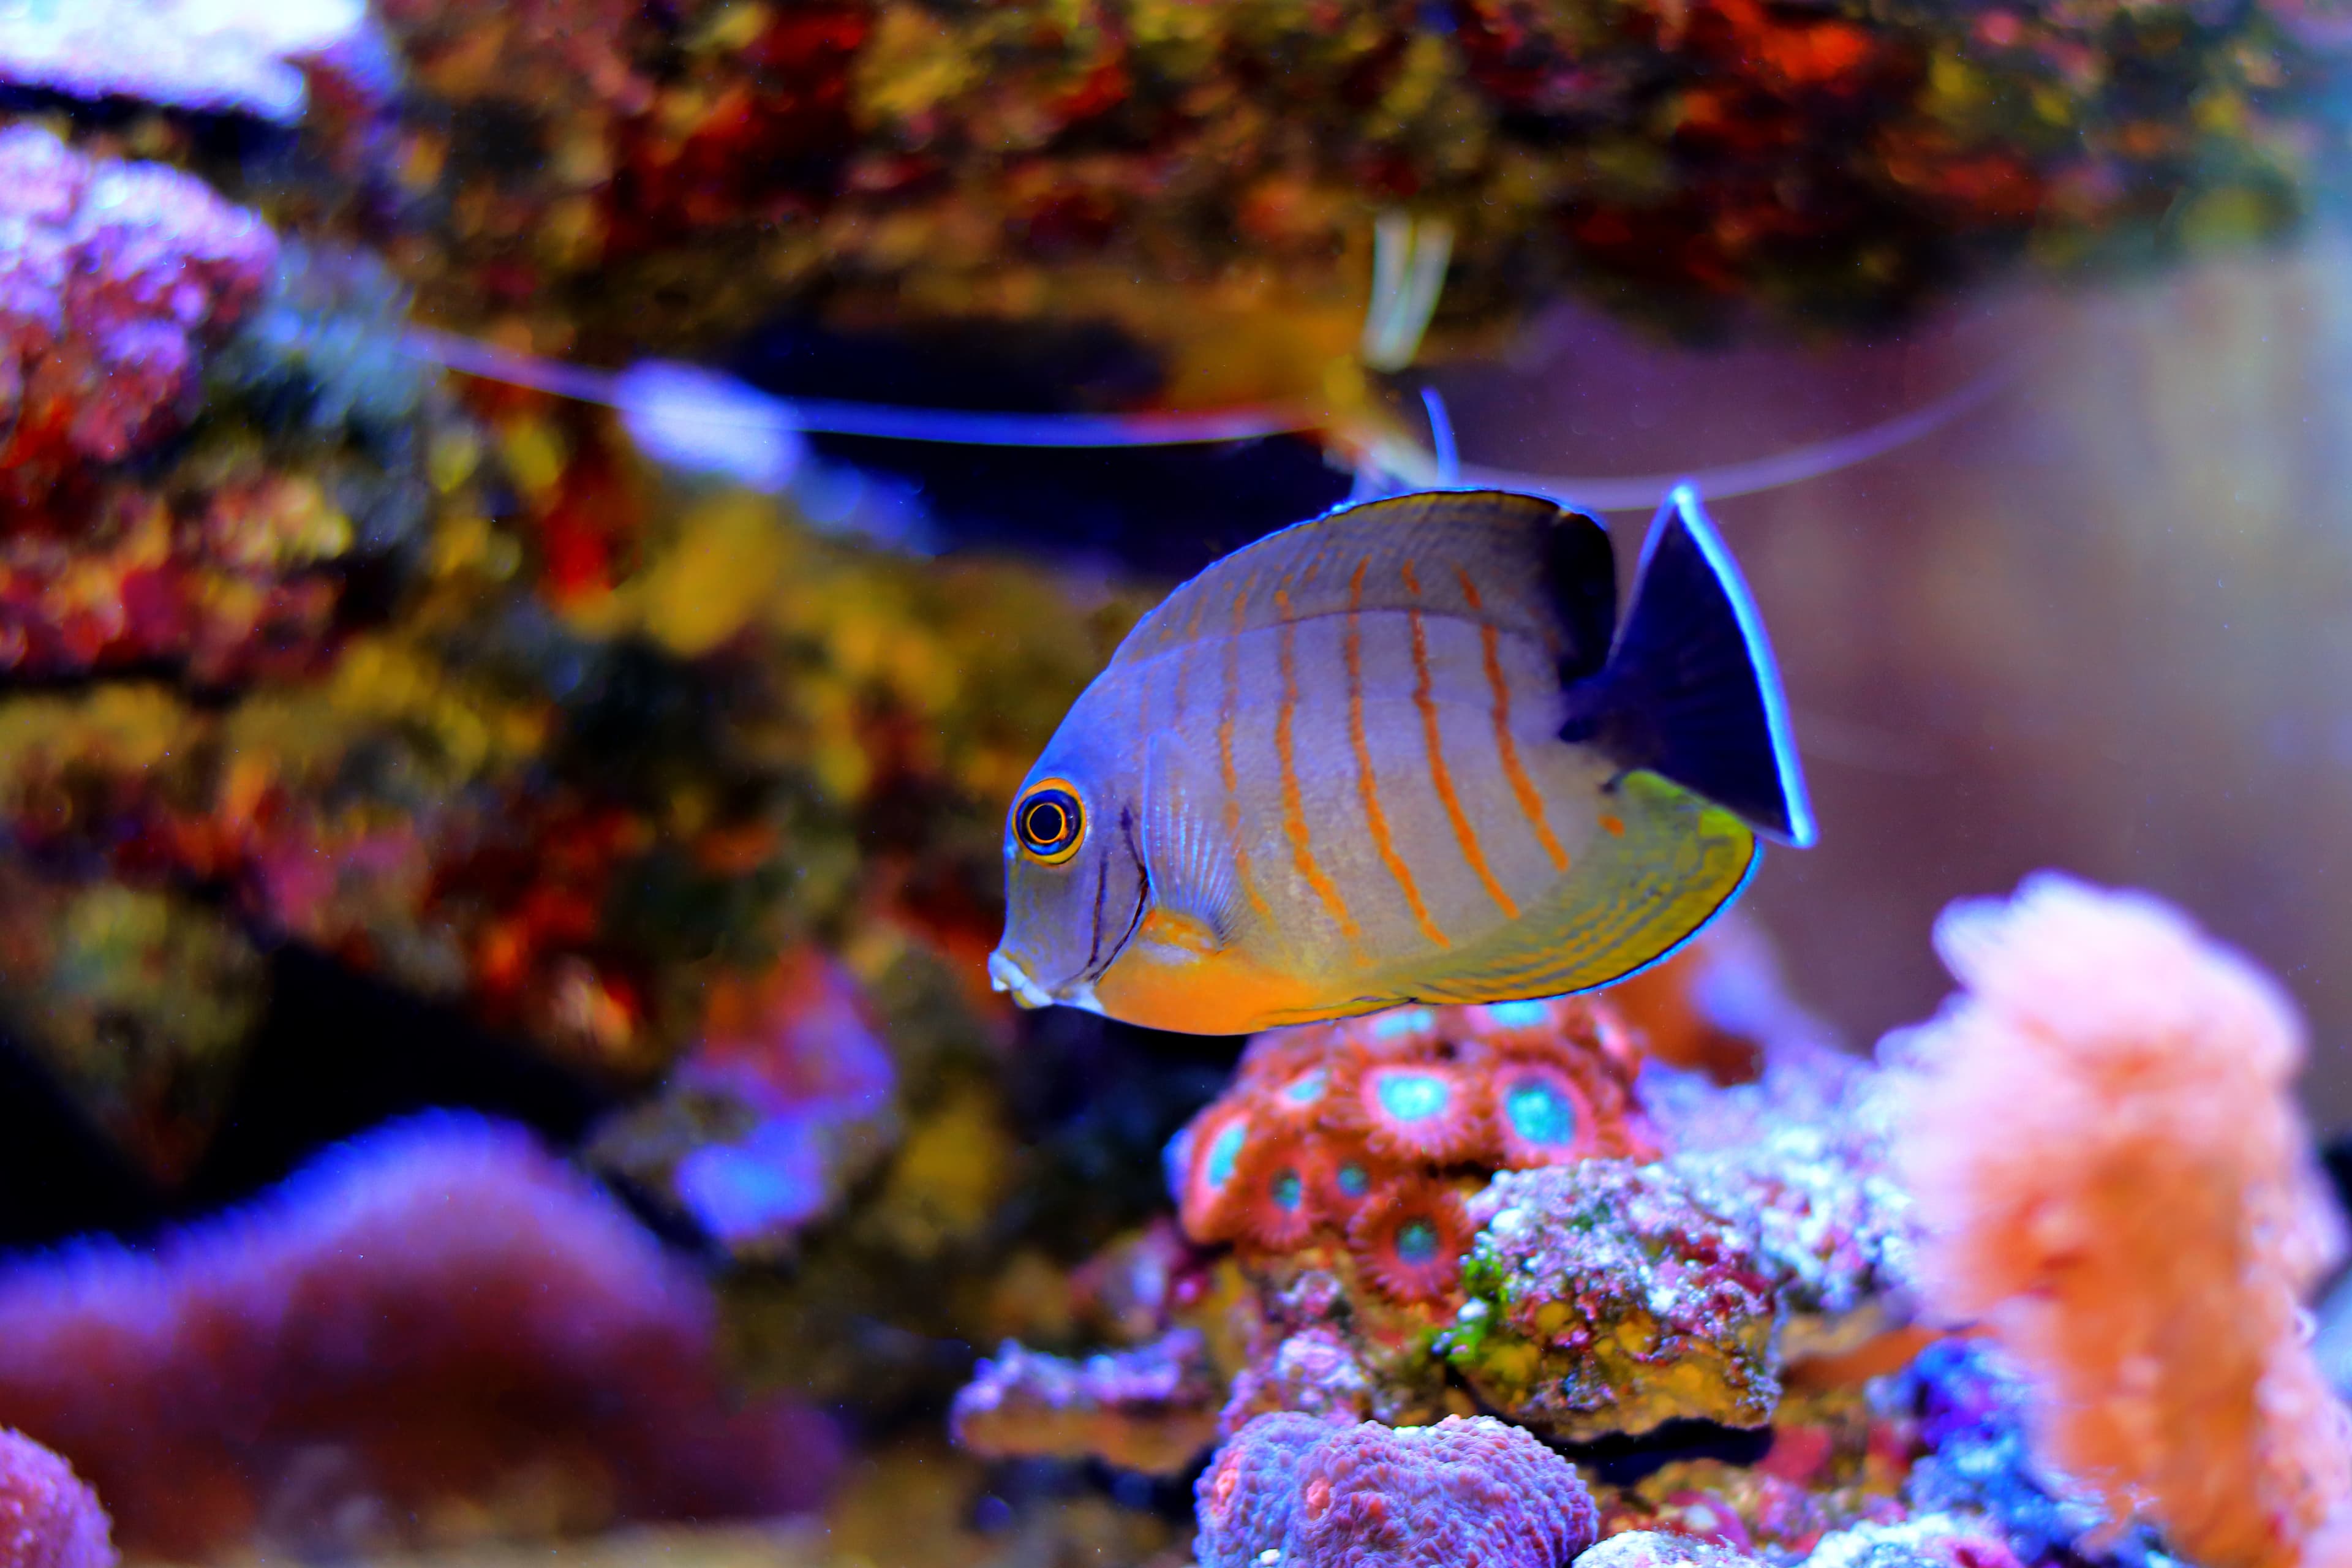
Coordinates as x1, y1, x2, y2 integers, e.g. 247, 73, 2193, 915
1110, 490, 1619, 682
1562, 487, 1815, 846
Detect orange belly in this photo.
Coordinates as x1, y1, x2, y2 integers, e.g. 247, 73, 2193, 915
1090, 940, 1341, 1035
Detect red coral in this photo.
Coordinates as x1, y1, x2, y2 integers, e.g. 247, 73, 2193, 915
1348, 1178, 1475, 1306
0, 1430, 112, 1568
0, 1114, 840, 1560
1341, 1060, 1490, 1164
1172, 998, 1654, 1288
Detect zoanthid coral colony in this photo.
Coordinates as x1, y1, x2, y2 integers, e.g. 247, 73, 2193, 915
952, 876, 2352, 1568
1170, 999, 1658, 1303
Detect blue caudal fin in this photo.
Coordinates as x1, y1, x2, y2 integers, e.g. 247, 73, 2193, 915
1561, 486, 1816, 846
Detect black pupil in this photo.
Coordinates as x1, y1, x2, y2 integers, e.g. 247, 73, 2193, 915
1022, 794, 1074, 849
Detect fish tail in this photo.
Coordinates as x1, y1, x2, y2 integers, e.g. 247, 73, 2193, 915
1562, 485, 1816, 846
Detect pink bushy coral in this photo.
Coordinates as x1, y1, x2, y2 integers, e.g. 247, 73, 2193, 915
0, 1431, 112, 1568
1884, 872, 2352, 1568
0, 126, 276, 477
0, 1114, 839, 1559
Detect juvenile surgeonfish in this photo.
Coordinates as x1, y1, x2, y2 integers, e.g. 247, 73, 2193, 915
987, 485, 1815, 1035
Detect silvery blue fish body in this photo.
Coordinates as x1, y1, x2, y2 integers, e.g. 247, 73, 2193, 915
987, 486, 1815, 1035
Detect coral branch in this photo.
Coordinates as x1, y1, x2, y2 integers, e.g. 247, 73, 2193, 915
0, 1431, 113, 1568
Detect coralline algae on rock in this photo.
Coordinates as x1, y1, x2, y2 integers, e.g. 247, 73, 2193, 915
1199, 1414, 1597, 1568
1446, 1161, 1782, 1441
1578, 1530, 1771, 1568
0, 127, 276, 475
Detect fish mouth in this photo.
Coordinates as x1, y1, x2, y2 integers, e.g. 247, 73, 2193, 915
987, 949, 1105, 1016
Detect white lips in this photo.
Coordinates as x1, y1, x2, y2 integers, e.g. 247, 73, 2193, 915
987, 950, 1055, 1009
987, 950, 1107, 1016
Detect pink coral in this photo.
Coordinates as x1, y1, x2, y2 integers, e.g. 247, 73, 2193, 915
1200, 1414, 1600, 1568
0, 127, 276, 479
1885, 873, 2352, 1568
0, 1114, 839, 1559
0, 1431, 112, 1568
1195, 1412, 1344, 1568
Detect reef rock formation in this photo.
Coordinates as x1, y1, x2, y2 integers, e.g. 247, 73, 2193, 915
0, 127, 276, 480
1446, 1160, 1783, 1441
589, 944, 900, 1256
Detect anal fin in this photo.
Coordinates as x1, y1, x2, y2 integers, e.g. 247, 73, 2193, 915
1395, 772, 1758, 1003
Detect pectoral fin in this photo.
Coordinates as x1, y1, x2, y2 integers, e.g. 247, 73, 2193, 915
1140, 734, 1252, 952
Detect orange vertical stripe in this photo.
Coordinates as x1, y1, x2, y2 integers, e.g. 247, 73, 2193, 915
1220, 575, 1276, 925
1170, 577, 1212, 719
1348, 561, 1448, 948
1275, 582, 1363, 949
1457, 567, 1570, 874
1402, 561, 1520, 920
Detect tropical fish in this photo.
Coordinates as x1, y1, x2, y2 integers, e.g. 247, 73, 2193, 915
986, 485, 1815, 1035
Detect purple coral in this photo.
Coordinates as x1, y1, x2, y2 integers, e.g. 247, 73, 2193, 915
0, 1431, 112, 1568
0, 1113, 839, 1559
1200, 1415, 1599, 1568
952, 1329, 1223, 1477
1196, 1412, 1336, 1568
0, 127, 276, 475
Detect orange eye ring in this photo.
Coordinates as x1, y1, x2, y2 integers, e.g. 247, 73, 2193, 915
1013, 780, 1085, 864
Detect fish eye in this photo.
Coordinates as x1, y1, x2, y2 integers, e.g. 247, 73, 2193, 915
1014, 781, 1085, 864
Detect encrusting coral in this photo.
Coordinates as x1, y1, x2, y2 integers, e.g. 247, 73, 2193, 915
0, 1431, 113, 1568
0, 1114, 839, 1560
1196, 1413, 1599, 1568
1883, 872, 2352, 1568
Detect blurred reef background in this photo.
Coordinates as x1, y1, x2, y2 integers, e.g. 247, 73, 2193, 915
0, 3, 2351, 1568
